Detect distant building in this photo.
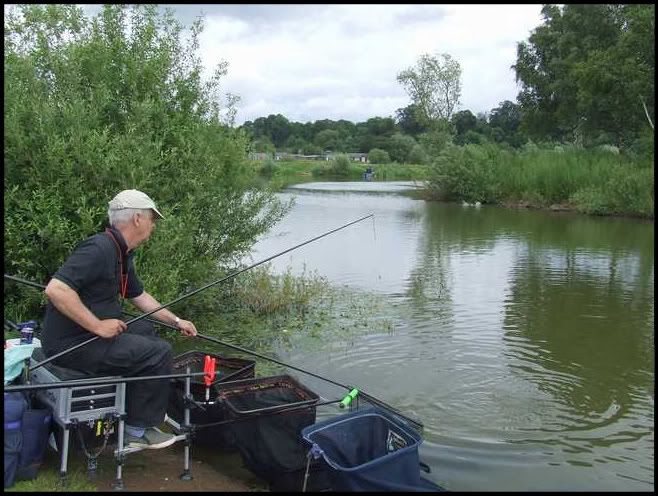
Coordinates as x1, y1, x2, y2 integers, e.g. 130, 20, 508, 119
274, 152, 324, 161
248, 152, 273, 161
324, 151, 368, 163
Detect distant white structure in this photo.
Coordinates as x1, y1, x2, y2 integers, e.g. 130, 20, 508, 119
324, 151, 368, 162
249, 152, 273, 160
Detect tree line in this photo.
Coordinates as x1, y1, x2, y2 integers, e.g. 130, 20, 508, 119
240, 101, 526, 164
242, 4, 654, 162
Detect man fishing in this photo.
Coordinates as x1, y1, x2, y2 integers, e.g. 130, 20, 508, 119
41, 189, 197, 450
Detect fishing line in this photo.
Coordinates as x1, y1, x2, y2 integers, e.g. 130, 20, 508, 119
370, 214, 383, 285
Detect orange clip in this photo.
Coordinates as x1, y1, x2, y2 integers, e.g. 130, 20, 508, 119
203, 355, 216, 386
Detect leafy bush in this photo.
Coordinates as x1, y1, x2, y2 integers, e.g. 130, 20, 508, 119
417, 121, 455, 159
463, 130, 487, 145
330, 154, 351, 176
259, 158, 277, 176
625, 131, 654, 161
311, 163, 328, 176
425, 140, 653, 218
570, 165, 654, 217
251, 137, 276, 154
408, 144, 430, 165
368, 148, 391, 164
428, 144, 505, 203
4, 5, 289, 319
386, 133, 418, 163
605, 164, 654, 217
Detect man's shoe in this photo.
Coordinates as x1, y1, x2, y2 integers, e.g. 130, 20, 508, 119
125, 427, 176, 449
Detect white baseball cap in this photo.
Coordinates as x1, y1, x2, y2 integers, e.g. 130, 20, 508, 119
108, 189, 165, 219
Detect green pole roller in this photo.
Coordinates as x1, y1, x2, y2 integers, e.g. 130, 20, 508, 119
340, 388, 359, 408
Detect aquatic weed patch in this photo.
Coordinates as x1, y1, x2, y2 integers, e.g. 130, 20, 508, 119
169, 270, 396, 370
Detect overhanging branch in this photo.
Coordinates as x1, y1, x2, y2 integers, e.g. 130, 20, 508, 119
640, 95, 654, 130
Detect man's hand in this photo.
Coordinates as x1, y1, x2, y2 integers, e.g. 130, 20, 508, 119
45, 278, 120, 338
96, 319, 128, 339
130, 292, 197, 337
177, 319, 197, 337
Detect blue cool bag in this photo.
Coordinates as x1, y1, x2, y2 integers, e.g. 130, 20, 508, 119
16, 406, 52, 480
4, 392, 28, 488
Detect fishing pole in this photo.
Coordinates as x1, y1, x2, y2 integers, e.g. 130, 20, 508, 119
7, 213, 374, 372
5, 319, 20, 331
179, 398, 345, 433
3, 371, 210, 393
5, 275, 423, 430
194, 332, 423, 429
3, 274, 45, 291
6, 276, 379, 394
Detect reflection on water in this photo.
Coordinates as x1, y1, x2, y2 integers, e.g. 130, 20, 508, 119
247, 183, 654, 491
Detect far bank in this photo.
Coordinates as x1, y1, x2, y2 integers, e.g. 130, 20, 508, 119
253, 145, 654, 220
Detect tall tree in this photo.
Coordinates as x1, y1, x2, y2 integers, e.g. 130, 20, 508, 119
314, 129, 342, 151
386, 133, 418, 163
4, 4, 287, 315
397, 53, 462, 124
488, 100, 526, 148
451, 110, 477, 136
395, 104, 427, 137
249, 114, 292, 148
513, 4, 654, 146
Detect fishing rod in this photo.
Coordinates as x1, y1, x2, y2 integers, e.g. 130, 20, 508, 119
5, 274, 381, 396
5, 274, 424, 430
5, 319, 20, 331
195, 332, 424, 430
6, 213, 374, 372
3, 371, 210, 392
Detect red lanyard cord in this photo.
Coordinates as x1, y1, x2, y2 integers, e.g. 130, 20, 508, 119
105, 229, 128, 299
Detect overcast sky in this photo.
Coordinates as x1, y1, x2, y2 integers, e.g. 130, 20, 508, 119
82, 4, 543, 126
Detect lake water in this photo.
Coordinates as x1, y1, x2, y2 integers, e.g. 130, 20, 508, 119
244, 181, 654, 491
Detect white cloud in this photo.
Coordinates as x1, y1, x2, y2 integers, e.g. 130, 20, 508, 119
80, 4, 544, 125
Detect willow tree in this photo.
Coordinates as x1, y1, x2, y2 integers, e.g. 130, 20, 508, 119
397, 53, 462, 158
4, 4, 289, 318
397, 53, 462, 124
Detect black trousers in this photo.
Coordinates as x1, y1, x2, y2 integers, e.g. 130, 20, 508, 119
51, 320, 173, 428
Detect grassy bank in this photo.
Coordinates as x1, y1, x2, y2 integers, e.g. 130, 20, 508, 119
427, 144, 654, 219
249, 145, 653, 220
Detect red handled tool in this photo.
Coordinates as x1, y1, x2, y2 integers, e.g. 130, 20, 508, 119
203, 355, 216, 401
